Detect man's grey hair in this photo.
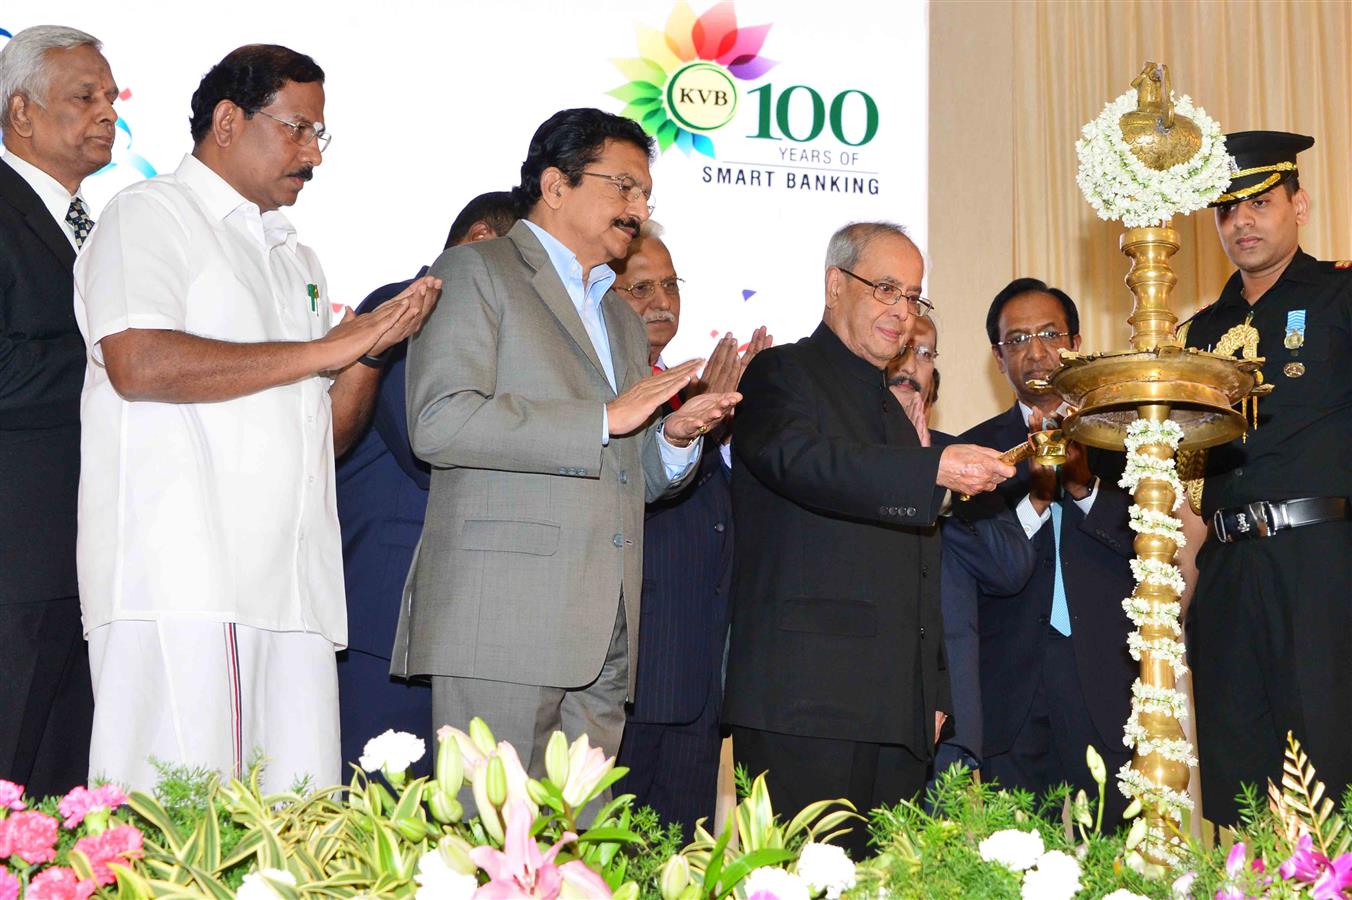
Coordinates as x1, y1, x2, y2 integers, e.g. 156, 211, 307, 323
0, 25, 102, 130
638, 219, 664, 240
824, 221, 911, 271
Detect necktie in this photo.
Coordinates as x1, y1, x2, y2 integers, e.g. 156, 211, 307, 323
66, 197, 95, 249
1049, 500, 1072, 636
653, 365, 683, 410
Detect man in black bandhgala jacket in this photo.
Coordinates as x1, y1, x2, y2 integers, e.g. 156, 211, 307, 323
724, 221, 1015, 857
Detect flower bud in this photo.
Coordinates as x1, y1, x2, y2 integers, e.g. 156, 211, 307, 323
1124, 816, 1148, 851
611, 883, 640, 900
485, 755, 508, 808
396, 815, 427, 842
428, 787, 462, 825
527, 778, 551, 807
1122, 797, 1142, 820
1085, 745, 1107, 786
436, 730, 463, 791
469, 718, 497, 756
439, 835, 477, 875
660, 855, 690, 900
1073, 790, 1092, 828
545, 731, 570, 787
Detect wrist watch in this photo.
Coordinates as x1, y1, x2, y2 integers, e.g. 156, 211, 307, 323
357, 349, 388, 369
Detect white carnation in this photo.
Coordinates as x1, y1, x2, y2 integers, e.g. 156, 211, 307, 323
414, 849, 477, 900
796, 842, 856, 899
978, 828, 1045, 872
237, 868, 297, 900
1020, 850, 1082, 900
360, 728, 427, 774
743, 866, 810, 900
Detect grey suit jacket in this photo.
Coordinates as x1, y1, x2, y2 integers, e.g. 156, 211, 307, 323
391, 221, 688, 696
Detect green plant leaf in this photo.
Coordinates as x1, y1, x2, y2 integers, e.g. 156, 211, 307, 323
715, 848, 797, 899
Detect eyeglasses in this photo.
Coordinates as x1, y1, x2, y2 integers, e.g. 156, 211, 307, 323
837, 267, 933, 316
582, 171, 655, 215
255, 110, 332, 151
898, 344, 939, 363
615, 276, 683, 301
993, 330, 1073, 350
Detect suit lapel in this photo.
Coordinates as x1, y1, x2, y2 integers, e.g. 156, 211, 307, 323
508, 222, 612, 391
602, 292, 644, 393
0, 159, 76, 270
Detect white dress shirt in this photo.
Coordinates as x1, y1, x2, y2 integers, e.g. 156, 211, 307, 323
522, 220, 698, 477
1, 148, 83, 249
74, 154, 347, 645
1014, 401, 1099, 537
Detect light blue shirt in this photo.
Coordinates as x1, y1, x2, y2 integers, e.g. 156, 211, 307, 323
522, 220, 698, 478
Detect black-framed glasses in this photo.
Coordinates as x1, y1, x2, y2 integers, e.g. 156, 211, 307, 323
615, 276, 683, 301
898, 344, 939, 363
837, 267, 933, 316
582, 171, 655, 215
256, 110, 331, 151
993, 330, 1073, 350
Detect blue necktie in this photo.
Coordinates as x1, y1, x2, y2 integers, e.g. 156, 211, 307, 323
1049, 501, 1072, 635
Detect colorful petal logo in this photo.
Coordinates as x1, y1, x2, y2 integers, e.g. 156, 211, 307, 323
609, 1, 776, 157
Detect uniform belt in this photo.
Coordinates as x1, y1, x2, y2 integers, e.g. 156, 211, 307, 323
1211, 497, 1349, 543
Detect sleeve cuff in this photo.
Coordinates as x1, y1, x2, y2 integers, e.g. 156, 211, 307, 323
1015, 494, 1050, 538
657, 418, 701, 479
1070, 478, 1100, 515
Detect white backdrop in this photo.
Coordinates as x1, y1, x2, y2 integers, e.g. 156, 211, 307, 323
3, 0, 927, 362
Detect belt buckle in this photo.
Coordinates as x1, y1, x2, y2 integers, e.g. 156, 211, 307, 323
1212, 509, 1231, 543
1247, 501, 1277, 537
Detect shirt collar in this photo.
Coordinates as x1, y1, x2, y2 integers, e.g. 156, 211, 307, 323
812, 321, 887, 386
521, 219, 616, 308
1218, 247, 1320, 309
1, 147, 81, 230
176, 153, 297, 250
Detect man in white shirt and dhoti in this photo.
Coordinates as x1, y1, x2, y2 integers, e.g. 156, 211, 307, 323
73, 44, 438, 792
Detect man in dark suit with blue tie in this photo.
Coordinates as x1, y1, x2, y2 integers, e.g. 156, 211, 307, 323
962, 278, 1137, 826
611, 222, 768, 838
335, 192, 518, 771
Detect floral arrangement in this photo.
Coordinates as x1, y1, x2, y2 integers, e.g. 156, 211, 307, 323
9, 723, 1352, 898
1074, 89, 1232, 228
1116, 417, 1195, 861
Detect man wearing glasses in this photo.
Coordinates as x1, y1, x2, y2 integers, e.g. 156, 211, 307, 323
961, 278, 1136, 825
724, 221, 1014, 857
397, 109, 741, 795
74, 45, 439, 792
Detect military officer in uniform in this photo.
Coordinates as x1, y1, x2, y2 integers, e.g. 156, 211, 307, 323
1178, 131, 1352, 826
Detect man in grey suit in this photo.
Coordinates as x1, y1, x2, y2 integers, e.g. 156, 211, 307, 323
395, 108, 740, 778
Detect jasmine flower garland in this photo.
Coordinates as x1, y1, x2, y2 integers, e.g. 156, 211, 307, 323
1075, 90, 1233, 228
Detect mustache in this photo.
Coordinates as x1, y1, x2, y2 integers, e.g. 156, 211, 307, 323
286, 167, 314, 182
613, 216, 640, 231
888, 374, 922, 392
643, 310, 676, 325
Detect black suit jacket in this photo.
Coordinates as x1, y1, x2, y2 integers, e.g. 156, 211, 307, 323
629, 446, 733, 725
961, 406, 1136, 756
0, 158, 83, 604
724, 323, 950, 753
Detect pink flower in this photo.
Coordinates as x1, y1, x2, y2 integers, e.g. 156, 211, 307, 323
1278, 835, 1352, 900
72, 824, 144, 885
0, 866, 18, 900
469, 800, 611, 899
560, 734, 615, 810
25, 867, 96, 900
0, 810, 59, 865
58, 785, 128, 829
0, 782, 24, 812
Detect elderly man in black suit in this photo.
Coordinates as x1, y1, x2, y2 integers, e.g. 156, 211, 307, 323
612, 221, 768, 838
962, 278, 1136, 826
725, 221, 1014, 857
0, 25, 117, 795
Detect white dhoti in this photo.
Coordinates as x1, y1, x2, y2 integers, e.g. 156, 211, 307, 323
87, 619, 340, 794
